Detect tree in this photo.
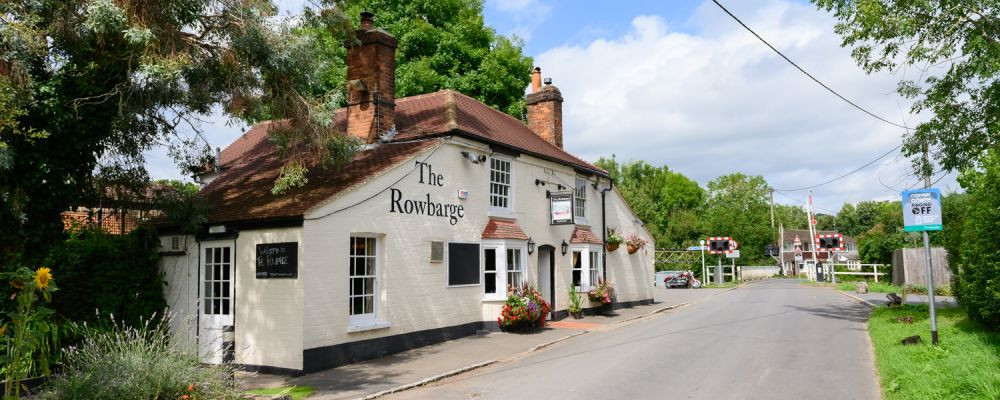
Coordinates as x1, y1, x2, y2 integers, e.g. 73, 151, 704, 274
774, 204, 807, 230
952, 150, 1000, 329
814, 0, 1000, 175
304, 0, 534, 117
0, 0, 357, 263
701, 173, 773, 263
595, 155, 705, 247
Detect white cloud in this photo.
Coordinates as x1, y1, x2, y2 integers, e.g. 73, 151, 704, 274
536, 0, 958, 213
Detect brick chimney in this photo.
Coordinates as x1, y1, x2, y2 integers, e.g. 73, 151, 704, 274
525, 67, 563, 148
346, 11, 397, 143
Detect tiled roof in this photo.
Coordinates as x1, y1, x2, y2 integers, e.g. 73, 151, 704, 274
199, 89, 605, 224
481, 218, 529, 240
198, 136, 442, 224
569, 227, 603, 244
391, 90, 603, 174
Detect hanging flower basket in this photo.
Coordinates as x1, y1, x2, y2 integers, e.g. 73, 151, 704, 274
625, 233, 647, 255
607, 242, 620, 252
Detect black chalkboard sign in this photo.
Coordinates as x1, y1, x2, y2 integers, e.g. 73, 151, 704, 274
256, 242, 298, 278
448, 243, 480, 286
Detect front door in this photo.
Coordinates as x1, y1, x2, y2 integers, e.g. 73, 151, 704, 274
199, 241, 234, 364
537, 246, 555, 319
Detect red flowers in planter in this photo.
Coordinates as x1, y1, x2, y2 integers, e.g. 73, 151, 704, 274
497, 283, 552, 331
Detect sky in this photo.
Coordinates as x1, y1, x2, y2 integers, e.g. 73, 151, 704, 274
145, 0, 961, 215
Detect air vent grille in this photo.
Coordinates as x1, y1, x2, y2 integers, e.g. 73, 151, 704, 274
430, 241, 444, 263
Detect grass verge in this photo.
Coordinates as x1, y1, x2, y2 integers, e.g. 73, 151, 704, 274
869, 305, 1000, 399
837, 281, 901, 293
246, 386, 316, 400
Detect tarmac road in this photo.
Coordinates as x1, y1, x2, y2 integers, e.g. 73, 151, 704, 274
384, 279, 881, 400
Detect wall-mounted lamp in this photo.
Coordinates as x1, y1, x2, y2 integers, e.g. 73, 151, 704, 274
527, 238, 535, 255
557, 184, 566, 190
561, 240, 568, 256
461, 151, 486, 164
535, 179, 546, 186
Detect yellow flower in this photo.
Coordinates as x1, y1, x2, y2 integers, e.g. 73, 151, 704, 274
34, 267, 52, 290
10, 280, 24, 290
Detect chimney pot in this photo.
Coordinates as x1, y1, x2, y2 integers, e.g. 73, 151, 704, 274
360, 11, 374, 29
530, 67, 542, 92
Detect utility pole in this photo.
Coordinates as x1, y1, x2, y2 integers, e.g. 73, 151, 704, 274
769, 188, 775, 228
806, 190, 820, 281
921, 146, 939, 344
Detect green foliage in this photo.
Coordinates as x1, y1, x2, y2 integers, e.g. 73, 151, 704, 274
1, 266, 59, 398
304, 0, 533, 117
595, 155, 704, 247
835, 281, 900, 294
44, 317, 243, 400
868, 305, 1000, 399
953, 150, 1000, 330
0, 0, 358, 264
702, 173, 774, 263
43, 227, 165, 328
247, 386, 316, 400
813, 0, 1000, 175
567, 286, 582, 314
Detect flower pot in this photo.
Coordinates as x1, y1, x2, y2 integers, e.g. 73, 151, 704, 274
571, 311, 584, 319
606, 242, 620, 252
627, 244, 639, 254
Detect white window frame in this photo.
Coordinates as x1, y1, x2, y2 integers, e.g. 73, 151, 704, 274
507, 247, 524, 290
348, 235, 386, 330
482, 239, 527, 301
571, 244, 604, 291
574, 176, 588, 223
488, 156, 514, 216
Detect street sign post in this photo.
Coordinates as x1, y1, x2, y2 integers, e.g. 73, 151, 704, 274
726, 250, 740, 259
901, 188, 943, 344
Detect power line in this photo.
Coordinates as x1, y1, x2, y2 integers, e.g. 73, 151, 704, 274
773, 144, 902, 191
773, 190, 838, 215
711, 0, 911, 131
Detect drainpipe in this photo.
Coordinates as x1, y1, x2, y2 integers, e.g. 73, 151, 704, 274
600, 177, 613, 281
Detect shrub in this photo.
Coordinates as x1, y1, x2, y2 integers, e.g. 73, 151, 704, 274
44, 226, 165, 327
44, 317, 242, 400
953, 150, 1000, 330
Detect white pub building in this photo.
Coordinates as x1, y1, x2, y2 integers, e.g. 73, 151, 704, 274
158, 12, 654, 375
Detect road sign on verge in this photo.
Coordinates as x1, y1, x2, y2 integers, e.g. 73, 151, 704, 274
726, 250, 740, 259
902, 188, 943, 232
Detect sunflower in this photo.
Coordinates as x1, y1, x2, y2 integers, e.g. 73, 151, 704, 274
34, 267, 52, 290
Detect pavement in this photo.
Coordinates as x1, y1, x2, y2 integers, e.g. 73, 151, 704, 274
838, 290, 959, 307
240, 285, 730, 400
384, 279, 880, 400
